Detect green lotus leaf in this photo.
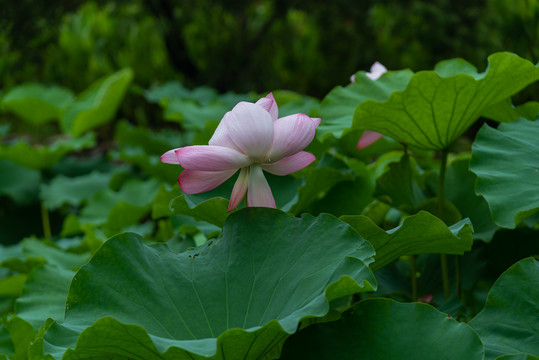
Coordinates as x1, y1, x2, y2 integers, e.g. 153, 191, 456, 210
15, 264, 74, 329
61, 68, 133, 137
0, 133, 96, 170
280, 298, 484, 359
354, 52, 539, 150
318, 69, 413, 139
470, 118, 539, 228
0, 159, 41, 205
0, 83, 74, 125
0, 315, 36, 360
39, 171, 113, 210
469, 258, 539, 360
444, 157, 499, 240
36, 208, 376, 359
341, 211, 473, 271
495, 355, 539, 360
171, 195, 231, 228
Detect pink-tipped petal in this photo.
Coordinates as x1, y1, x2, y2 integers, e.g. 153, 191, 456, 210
357, 131, 384, 150
226, 102, 274, 161
208, 112, 242, 151
176, 145, 251, 171
255, 92, 278, 121
261, 152, 316, 176
161, 148, 181, 164
246, 165, 275, 208
267, 113, 320, 161
366, 61, 387, 81
178, 169, 237, 194
228, 167, 249, 211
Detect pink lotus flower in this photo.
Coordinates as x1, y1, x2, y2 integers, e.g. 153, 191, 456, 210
161, 93, 321, 211
353, 61, 388, 150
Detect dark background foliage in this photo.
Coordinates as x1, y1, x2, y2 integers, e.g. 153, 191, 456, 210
1, 0, 537, 97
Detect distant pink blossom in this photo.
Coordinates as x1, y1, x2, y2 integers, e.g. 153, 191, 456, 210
161, 93, 320, 211
353, 62, 388, 150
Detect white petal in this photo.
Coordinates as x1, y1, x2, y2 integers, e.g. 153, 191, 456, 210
226, 102, 274, 161
246, 165, 275, 208
176, 145, 251, 171
161, 148, 181, 164
261, 152, 315, 176
268, 113, 321, 161
178, 169, 237, 194
255, 92, 278, 121
228, 167, 249, 211
367, 62, 388, 80
208, 111, 242, 152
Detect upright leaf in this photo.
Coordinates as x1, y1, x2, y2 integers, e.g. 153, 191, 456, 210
470, 118, 539, 228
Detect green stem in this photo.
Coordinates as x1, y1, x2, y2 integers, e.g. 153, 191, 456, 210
455, 255, 461, 299
438, 149, 450, 299
410, 255, 417, 302
41, 202, 51, 239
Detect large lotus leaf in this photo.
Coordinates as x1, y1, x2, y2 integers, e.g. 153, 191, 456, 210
341, 211, 473, 271
354, 52, 539, 150
39, 171, 113, 210
470, 118, 539, 228
0, 83, 74, 125
469, 258, 539, 359
280, 298, 484, 359
15, 264, 74, 329
495, 355, 539, 360
1, 315, 36, 360
318, 69, 414, 139
444, 157, 499, 240
0, 159, 41, 204
37, 208, 376, 359
0, 133, 96, 170
61, 68, 133, 137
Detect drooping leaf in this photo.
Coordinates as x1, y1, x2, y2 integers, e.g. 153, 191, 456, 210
469, 258, 539, 360
0, 159, 41, 204
470, 118, 539, 228
61, 68, 134, 137
444, 157, 499, 241
15, 264, 74, 329
280, 298, 484, 360
0, 133, 96, 170
341, 211, 474, 271
0, 83, 74, 125
37, 209, 376, 359
354, 52, 539, 150
40, 171, 113, 210
318, 69, 413, 139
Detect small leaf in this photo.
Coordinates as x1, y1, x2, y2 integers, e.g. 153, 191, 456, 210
469, 258, 539, 360
280, 298, 484, 360
0, 133, 96, 170
341, 211, 473, 271
1, 83, 74, 125
62, 68, 134, 137
171, 195, 231, 228
354, 52, 539, 150
470, 118, 539, 228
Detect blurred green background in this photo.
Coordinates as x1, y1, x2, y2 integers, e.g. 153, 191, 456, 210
1, 0, 538, 97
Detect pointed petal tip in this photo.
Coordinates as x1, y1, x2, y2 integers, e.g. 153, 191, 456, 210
356, 131, 384, 150
161, 149, 181, 164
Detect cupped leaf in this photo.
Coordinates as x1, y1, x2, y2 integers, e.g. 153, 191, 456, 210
38, 208, 376, 359
341, 211, 473, 271
0, 83, 74, 125
470, 118, 539, 228
354, 52, 539, 150
280, 298, 484, 360
61, 68, 133, 137
469, 258, 539, 360
318, 69, 413, 139
0, 133, 96, 170
171, 195, 230, 228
